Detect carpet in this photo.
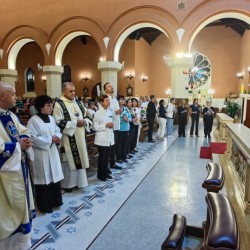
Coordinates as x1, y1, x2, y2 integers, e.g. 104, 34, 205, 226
199, 146, 211, 159
210, 142, 227, 154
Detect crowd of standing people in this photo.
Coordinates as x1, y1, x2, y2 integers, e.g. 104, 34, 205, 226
0, 80, 215, 249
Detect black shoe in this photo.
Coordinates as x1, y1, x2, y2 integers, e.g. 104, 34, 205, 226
127, 155, 133, 159
107, 169, 112, 174
54, 202, 63, 208
97, 177, 106, 182
117, 160, 123, 163
40, 208, 53, 214
204, 134, 207, 138
133, 150, 138, 153
110, 165, 122, 170
123, 159, 128, 163
130, 151, 136, 154
106, 175, 114, 179
183, 135, 186, 137
148, 140, 155, 143
63, 188, 73, 193
208, 134, 211, 139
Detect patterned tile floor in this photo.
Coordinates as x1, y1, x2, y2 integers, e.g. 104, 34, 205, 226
31, 122, 222, 250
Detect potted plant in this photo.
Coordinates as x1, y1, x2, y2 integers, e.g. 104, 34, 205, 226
225, 100, 241, 120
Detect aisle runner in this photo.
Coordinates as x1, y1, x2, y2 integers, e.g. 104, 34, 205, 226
31, 137, 176, 250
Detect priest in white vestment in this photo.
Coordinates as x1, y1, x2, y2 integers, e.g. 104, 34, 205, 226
0, 82, 36, 250
53, 82, 89, 192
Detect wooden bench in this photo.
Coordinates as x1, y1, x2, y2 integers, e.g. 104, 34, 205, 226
203, 192, 240, 250
161, 214, 186, 250
139, 121, 149, 142
86, 132, 98, 157
202, 163, 224, 193
162, 193, 240, 249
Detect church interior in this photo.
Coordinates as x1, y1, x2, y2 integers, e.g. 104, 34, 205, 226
1, 0, 250, 249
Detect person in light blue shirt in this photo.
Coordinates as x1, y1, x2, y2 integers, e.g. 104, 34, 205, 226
116, 96, 131, 163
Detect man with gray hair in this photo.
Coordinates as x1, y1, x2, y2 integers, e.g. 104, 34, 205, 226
53, 82, 91, 192
0, 82, 36, 249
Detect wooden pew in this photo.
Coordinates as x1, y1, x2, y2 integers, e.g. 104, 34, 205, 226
202, 163, 224, 193
161, 193, 240, 249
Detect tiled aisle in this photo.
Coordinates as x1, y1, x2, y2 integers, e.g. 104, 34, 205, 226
88, 128, 213, 250
31, 122, 217, 250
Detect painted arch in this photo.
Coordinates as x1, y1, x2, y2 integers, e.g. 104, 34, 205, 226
0, 25, 47, 69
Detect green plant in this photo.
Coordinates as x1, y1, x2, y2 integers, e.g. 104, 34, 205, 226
225, 100, 240, 118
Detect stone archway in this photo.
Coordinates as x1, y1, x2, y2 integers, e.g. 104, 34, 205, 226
188, 12, 250, 52
113, 23, 168, 62
55, 31, 91, 66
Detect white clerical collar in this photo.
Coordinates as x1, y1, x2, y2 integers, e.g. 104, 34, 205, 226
61, 96, 75, 103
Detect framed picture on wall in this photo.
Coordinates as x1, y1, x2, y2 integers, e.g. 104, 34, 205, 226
127, 84, 133, 96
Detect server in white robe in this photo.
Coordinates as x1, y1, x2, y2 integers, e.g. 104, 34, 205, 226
0, 82, 36, 250
27, 95, 64, 213
53, 82, 90, 192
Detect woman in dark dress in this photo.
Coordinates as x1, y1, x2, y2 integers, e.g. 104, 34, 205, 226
178, 99, 188, 137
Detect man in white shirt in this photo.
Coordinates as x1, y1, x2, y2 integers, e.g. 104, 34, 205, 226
93, 94, 114, 181
103, 82, 122, 170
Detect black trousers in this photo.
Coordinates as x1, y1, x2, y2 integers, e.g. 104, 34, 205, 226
178, 116, 186, 136
131, 124, 139, 151
35, 181, 62, 212
97, 145, 111, 179
204, 116, 214, 136
116, 131, 129, 161
190, 115, 199, 135
109, 130, 118, 166
147, 117, 155, 141
127, 122, 135, 154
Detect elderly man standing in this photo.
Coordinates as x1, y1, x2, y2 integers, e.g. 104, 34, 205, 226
0, 82, 36, 250
104, 82, 122, 170
53, 82, 90, 192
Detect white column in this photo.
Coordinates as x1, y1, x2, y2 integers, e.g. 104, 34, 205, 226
166, 57, 193, 98
43, 65, 64, 98
98, 61, 122, 96
0, 69, 18, 88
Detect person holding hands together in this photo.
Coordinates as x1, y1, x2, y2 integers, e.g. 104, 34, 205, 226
203, 99, 215, 139
93, 94, 115, 182
189, 98, 201, 137
27, 95, 64, 214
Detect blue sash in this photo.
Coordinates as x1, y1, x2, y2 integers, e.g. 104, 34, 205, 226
0, 111, 36, 235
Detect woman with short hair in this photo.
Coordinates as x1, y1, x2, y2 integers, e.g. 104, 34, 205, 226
27, 95, 64, 214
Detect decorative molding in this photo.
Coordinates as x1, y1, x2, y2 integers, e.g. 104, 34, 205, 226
176, 28, 185, 43
45, 43, 51, 55
0, 49, 3, 60
103, 37, 109, 50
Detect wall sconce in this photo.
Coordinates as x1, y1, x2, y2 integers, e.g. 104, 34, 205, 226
165, 89, 171, 98
236, 72, 244, 80
208, 88, 214, 95
142, 75, 148, 82
82, 75, 90, 82
248, 67, 250, 74
37, 63, 43, 72
41, 75, 46, 82
125, 72, 135, 80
